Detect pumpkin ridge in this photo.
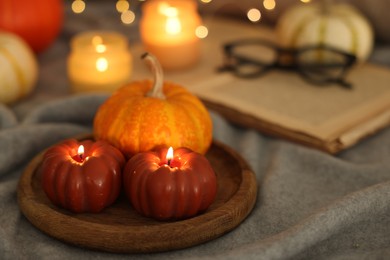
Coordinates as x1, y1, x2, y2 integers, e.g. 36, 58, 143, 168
182, 169, 196, 216
290, 12, 318, 48
163, 83, 189, 98
85, 158, 109, 211
0, 45, 27, 97
173, 101, 205, 153
113, 96, 144, 154
165, 101, 181, 149
167, 88, 212, 148
318, 16, 327, 45
81, 162, 89, 212
55, 161, 71, 208
127, 97, 146, 154
137, 99, 159, 152
338, 15, 358, 55
42, 157, 61, 205
95, 153, 121, 206
65, 165, 85, 212
189, 167, 202, 216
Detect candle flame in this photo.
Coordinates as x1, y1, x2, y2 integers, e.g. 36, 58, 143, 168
78, 145, 84, 156
159, 3, 178, 17
166, 17, 181, 35
92, 36, 107, 53
95, 44, 106, 53
96, 57, 108, 72
163, 6, 178, 17
166, 147, 174, 164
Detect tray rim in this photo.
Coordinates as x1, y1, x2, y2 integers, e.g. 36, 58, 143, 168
17, 138, 258, 253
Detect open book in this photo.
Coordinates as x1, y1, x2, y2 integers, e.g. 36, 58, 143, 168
130, 17, 390, 154
189, 63, 390, 154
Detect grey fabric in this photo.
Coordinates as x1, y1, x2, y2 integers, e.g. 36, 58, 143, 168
1, 1, 390, 260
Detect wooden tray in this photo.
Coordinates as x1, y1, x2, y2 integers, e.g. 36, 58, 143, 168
17, 140, 257, 253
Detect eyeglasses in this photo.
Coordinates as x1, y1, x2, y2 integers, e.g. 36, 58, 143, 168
218, 39, 357, 89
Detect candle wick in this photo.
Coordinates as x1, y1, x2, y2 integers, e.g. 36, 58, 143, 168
167, 159, 171, 166
79, 153, 83, 160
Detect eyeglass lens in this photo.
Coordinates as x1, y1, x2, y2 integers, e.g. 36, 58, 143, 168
222, 40, 355, 88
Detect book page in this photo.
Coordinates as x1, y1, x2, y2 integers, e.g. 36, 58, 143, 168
188, 63, 390, 145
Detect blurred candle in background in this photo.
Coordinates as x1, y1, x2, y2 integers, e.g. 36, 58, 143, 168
67, 31, 132, 93
140, 0, 202, 71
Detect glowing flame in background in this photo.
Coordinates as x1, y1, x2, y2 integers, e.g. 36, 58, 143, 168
156, 3, 182, 35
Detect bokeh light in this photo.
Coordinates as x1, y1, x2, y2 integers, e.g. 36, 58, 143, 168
72, 0, 86, 14
195, 25, 208, 39
121, 10, 136, 24
116, 0, 130, 13
247, 8, 261, 22
263, 0, 276, 10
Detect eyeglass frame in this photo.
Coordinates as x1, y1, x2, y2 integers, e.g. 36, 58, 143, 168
219, 38, 357, 89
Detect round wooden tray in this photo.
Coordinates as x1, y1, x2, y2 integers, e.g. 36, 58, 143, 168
17, 139, 257, 253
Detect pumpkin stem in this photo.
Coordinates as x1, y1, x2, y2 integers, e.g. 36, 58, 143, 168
142, 53, 165, 99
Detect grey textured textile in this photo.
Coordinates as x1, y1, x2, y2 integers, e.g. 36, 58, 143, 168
2, 100, 390, 259
1, 2, 390, 260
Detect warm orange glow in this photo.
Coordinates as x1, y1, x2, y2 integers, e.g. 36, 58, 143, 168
95, 44, 106, 53
92, 36, 107, 53
158, 3, 182, 35
159, 4, 178, 17
92, 36, 103, 46
166, 17, 181, 35
96, 58, 108, 72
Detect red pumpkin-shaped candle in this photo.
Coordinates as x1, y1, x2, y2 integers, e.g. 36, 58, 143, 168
41, 139, 125, 213
123, 146, 217, 220
93, 53, 213, 157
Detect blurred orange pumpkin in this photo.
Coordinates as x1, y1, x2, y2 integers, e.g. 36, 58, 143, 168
0, 0, 64, 53
93, 53, 212, 157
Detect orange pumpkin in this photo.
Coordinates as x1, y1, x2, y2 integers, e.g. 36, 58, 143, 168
0, 0, 64, 53
93, 53, 212, 157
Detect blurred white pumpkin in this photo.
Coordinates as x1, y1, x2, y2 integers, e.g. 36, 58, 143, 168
0, 31, 38, 104
275, 1, 374, 62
